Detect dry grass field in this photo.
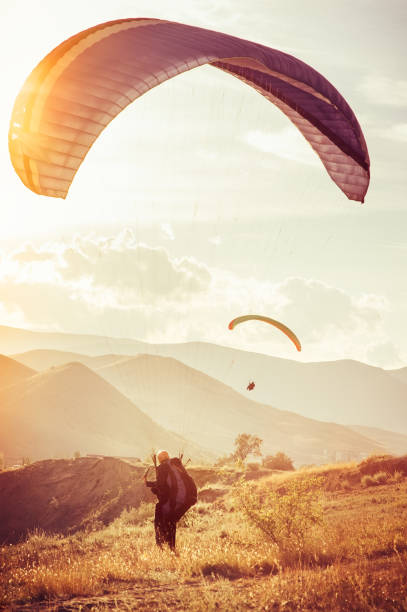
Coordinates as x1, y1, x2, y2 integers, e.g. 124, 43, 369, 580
1, 456, 407, 611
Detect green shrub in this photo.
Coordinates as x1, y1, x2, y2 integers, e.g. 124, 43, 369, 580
234, 476, 323, 558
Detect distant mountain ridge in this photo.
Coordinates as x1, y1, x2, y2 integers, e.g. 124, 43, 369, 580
9, 348, 386, 465
6, 324, 407, 434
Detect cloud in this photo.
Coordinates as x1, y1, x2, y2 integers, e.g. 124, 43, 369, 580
0, 233, 398, 366
277, 277, 387, 338
366, 341, 403, 369
161, 223, 175, 241
244, 127, 319, 166
5, 230, 211, 303
359, 76, 407, 107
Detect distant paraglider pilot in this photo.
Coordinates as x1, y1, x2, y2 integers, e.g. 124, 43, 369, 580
144, 450, 197, 551
247, 381, 255, 391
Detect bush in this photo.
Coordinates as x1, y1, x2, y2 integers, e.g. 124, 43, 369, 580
362, 471, 390, 487
234, 476, 323, 559
262, 452, 294, 471
391, 470, 403, 483
361, 474, 376, 487
372, 471, 390, 485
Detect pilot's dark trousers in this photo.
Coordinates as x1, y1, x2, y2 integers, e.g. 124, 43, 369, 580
154, 503, 176, 550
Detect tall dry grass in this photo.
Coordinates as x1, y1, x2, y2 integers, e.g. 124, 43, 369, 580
1, 463, 406, 610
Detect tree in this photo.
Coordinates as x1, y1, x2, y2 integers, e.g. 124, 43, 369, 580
263, 452, 294, 471
0, 452, 4, 471
233, 433, 263, 463
73, 451, 81, 459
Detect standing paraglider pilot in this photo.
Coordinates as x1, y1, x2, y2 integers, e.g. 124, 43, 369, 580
144, 450, 197, 551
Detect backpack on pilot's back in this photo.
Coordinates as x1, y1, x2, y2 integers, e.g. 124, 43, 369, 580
168, 457, 197, 521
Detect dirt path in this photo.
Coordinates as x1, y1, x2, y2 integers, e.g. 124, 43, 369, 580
8, 578, 260, 612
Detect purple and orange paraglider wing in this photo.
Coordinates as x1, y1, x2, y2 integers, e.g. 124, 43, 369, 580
9, 18, 369, 201
229, 314, 301, 352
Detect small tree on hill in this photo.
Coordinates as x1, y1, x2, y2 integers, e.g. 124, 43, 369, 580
233, 433, 263, 463
0, 452, 4, 471
73, 450, 81, 459
263, 451, 294, 471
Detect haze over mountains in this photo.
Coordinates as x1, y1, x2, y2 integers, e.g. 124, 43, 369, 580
7, 324, 407, 434
0, 357, 208, 462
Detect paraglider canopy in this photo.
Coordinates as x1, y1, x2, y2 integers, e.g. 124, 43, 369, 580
9, 18, 369, 202
228, 314, 302, 352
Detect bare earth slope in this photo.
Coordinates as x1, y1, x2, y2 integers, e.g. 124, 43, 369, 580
0, 354, 36, 389
5, 325, 407, 434
0, 457, 149, 544
0, 362, 209, 462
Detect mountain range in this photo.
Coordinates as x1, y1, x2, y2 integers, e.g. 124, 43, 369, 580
2, 324, 406, 464
6, 324, 407, 434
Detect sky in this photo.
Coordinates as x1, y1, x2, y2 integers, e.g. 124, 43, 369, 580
0, 0, 406, 367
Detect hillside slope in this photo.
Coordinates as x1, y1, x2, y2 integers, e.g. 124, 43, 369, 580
94, 354, 384, 465
349, 425, 407, 456
0, 362, 209, 462
0, 354, 36, 389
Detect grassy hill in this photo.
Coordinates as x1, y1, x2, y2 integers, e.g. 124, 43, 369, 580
0, 455, 406, 610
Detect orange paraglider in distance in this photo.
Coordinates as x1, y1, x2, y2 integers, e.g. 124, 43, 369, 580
228, 314, 301, 352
